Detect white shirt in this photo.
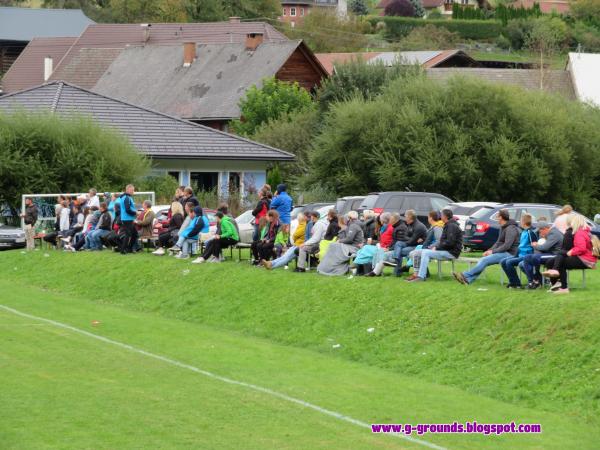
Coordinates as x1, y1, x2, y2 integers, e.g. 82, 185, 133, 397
59, 208, 70, 231
88, 195, 100, 208
304, 220, 327, 246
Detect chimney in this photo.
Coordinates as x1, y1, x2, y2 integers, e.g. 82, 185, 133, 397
44, 57, 53, 81
245, 33, 264, 51
229, 16, 241, 23
183, 42, 196, 67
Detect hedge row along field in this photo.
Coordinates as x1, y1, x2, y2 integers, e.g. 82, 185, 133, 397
372, 16, 505, 40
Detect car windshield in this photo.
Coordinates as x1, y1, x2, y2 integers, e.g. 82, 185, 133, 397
291, 206, 304, 220
471, 207, 494, 219
449, 205, 474, 216
335, 199, 345, 211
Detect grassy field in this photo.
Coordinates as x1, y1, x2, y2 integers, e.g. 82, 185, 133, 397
1, 249, 599, 449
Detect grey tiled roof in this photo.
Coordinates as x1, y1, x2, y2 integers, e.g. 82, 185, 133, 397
0, 81, 294, 161
93, 41, 304, 120
0, 7, 94, 41
426, 68, 576, 100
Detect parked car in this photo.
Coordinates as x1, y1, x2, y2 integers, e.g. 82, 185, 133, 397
335, 196, 365, 216
360, 191, 453, 225
463, 203, 600, 251
235, 209, 255, 244
290, 203, 335, 238
290, 205, 306, 221
0, 223, 26, 250
444, 202, 501, 231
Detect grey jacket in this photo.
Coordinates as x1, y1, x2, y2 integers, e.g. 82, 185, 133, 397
535, 227, 563, 255
338, 220, 364, 247
491, 219, 520, 255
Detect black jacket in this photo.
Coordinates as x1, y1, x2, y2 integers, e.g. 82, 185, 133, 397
405, 219, 427, 247
252, 198, 270, 217
559, 228, 574, 255
324, 219, 341, 241
97, 211, 112, 231
392, 219, 408, 244
168, 213, 184, 233
437, 219, 463, 258
491, 219, 520, 256
24, 204, 38, 226
363, 218, 377, 240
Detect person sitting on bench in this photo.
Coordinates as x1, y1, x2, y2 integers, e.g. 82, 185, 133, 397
520, 221, 563, 289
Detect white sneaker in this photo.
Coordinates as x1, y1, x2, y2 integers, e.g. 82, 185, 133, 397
191, 257, 205, 264
219, 255, 225, 262
168, 245, 181, 254
152, 248, 165, 256
547, 281, 561, 292
175, 253, 189, 259
207, 256, 219, 263
61, 236, 71, 243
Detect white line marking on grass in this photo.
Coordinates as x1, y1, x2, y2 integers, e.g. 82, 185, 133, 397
0, 304, 446, 450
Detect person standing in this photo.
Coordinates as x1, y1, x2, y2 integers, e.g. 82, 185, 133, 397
87, 188, 100, 209
21, 198, 38, 251
118, 184, 138, 254
270, 184, 293, 225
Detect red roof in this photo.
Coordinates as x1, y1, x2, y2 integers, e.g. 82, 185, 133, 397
510, 0, 570, 13
422, 0, 444, 7
1, 37, 76, 93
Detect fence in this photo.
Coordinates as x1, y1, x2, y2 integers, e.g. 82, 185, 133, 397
21, 192, 155, 233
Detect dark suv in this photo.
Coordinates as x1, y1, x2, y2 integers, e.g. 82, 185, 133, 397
360, 191, 452, 225
335, 196, 365, 216
464, 203, 600, 250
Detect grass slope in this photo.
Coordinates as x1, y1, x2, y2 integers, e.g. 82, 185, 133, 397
1, 281, 599, 449
1, 251, 599, 439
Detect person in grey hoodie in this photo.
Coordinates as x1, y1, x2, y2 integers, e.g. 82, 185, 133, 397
454, 209, 520, 285
519, 221, 563, 289
317, 211, 365, 276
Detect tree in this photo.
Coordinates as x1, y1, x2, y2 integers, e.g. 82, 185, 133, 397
306, 74, 600, 215
317, 58, 422, 110
525, 17, 568, 88
185, 0, 228, 21
349, 0, 369, 15
231, 77, 314, 136
395, 24, 459, 50
408, 0, 425, 17
251, 108, 320, 181
0, 112, 149, 214
571, 0, 600, 22
384, 0, 415, 17
282, 8, 370, 53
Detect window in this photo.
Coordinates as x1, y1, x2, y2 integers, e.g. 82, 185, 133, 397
283, 7, 286, 16
384, 196, 404, 211
300, 7, 305, 16
521, 208, 558, 223
190, 172, 218, 192
290, 7, 296, 16
490, 208, 518, 222
431, 197, 449, 211
167, 171, 180, 183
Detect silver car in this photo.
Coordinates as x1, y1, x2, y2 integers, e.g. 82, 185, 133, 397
0, 224, 27, 250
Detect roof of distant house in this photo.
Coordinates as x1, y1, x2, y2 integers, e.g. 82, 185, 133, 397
0, 7, 94, 41
93, 40, 321, 121
568, 52, 600, 107
1, 37, 76, 93
315, 50, 475, 75
426, 67, 576, 99
0, 81, 294, 161
510, 0, 570, 14
421, 0, 445, 8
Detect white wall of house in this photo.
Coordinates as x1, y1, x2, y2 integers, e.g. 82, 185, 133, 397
151, 158, 269, 199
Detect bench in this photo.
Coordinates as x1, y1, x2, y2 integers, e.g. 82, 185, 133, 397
230, 242, 252, 261
140, 237, 158, 252
33, 233, 47, 249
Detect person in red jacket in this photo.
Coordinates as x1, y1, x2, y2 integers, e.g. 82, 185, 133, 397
251, 188, 270, 241
543, 214, 597, 294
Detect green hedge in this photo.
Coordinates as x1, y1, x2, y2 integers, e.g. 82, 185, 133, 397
371, 16, 505, 40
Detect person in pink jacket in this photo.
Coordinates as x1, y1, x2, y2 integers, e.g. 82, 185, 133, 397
543, 214, 596, 294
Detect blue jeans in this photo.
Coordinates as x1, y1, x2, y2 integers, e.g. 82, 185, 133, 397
88, 229, 110, 250
463, 252, 512, 284
271, 246, 298, 269
501, 256, 525, 286
520, 253, 555, 283
417, 250, 454, 279
394, 245, 415, 274
176, 236, 198, 256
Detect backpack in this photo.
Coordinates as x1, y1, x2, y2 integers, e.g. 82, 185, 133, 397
592, 235, 600, 258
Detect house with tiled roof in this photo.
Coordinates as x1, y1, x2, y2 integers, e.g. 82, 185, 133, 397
375, 0, 478, 16
279, 0, 347, 27
2, 18, 288, 94
92, 39, 327, 130
0, 81, 294, 197
0, 6, 93, 91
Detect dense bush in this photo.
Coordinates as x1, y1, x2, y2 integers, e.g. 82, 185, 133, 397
231, 77, 313, 137
317, 59, 422, 110
306, 75, 600, 215
384, 0, 415, 17
371, 16, 505, 40
0, 112, 149, 213
136, 174, 179, 205
349, 0, 369, 15
394, 24, 460, 50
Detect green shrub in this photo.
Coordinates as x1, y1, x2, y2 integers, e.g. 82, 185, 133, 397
0, 111, 149, 213
370, 16, 505, 40
136, 175, 179, 205
496, 33, 512, 49
395, 24, 460, 50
